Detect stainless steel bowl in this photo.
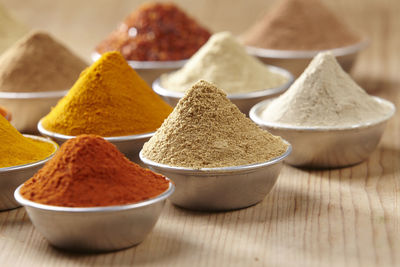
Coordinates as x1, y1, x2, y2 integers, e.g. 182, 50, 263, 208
249, 97, 395, 168
38, 120, 153, 163
0, 90, 68, 133
14, 181, 174, 252
139, 143, 291, 211
246, 39, 369, 77
91, 52, 187, 85
152, 65, 294, 115
0, 135, 58, 211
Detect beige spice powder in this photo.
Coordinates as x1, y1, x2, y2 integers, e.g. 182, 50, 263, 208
142, 80, 288, 168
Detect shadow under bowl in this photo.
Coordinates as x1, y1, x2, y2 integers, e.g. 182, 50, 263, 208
246, 39, 369, 77
249, 97, 395, 168
0, 135, 58, 211
139, 143, 291, 211
37, 120, 153, 164
0, 90, 68, 133
14, 181, 175, 252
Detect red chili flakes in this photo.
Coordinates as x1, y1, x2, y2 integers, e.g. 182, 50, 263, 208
96, 2, 211, 61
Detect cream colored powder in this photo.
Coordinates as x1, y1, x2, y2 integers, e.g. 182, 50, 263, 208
0, 5, 28, 54
260, 52, 392, 127
160, 32, 287, 94
142, 80, 288, 168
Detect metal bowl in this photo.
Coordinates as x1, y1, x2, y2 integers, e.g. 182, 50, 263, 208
91, 52, 187, 85
0, 90, 68, 133
152, 65, 294, 115
0, 135, 58, 211
249, 97, 395, 168
139, 143, 291, 211
14, 181, 175, 252
246, 39, 369, 77
38, 120, 153, 163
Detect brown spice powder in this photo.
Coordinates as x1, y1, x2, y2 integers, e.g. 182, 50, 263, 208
0, 31, 87, 92
142, 80, 288, 168
241, 0, 360, 50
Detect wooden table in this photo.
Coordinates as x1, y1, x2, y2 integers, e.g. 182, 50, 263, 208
0, 0, 399, 266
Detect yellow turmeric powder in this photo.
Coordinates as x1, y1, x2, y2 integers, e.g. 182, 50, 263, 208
41, 51, 173, 137
0, 115, 55, 168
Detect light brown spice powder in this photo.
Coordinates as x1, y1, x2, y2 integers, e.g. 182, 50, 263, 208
142, 80, 288, 168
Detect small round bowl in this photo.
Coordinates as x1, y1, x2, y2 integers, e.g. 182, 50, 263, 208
38, 120, 153, 163
249, 97, 395, 168
14, 181, 175, 252
0, 135, 58, 211
139, 143, 291, 211
92, 52, 187, 85
0, 90, 68, 133
246, 39, 369, 77
152, 65, 294, 114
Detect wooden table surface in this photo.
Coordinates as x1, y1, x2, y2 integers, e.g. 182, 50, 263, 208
0, 0, 399, 266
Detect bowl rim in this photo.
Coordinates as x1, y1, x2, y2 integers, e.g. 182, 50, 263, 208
245, 38, 369, 59
139, 141, 291, 173
0, 89, 69, 99
37, 120, 154, 141
249, 96, 396, 131
14, 179, 175, 212
152, 64, 294, 100
91, 52, 188, 69
0, 135, 58, 172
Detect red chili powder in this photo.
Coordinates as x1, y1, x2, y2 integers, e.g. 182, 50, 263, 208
241, 0, 360, 50
20, 135, 170, 207
96, 2, 211, 61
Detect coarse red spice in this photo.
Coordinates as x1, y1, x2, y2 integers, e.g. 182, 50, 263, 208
20, 135, 170, 207
96, 2, 211, 61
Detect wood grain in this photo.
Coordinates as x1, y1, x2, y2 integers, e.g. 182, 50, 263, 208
0, 0, 399, 266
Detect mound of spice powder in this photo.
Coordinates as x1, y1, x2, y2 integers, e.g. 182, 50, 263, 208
96, 2, 211, 61
0, 31, 87, 92
142, 80, 288, 168
0, 115, 55, 168
0, 4, 28, 54
160, 32, 288, 94
41, 51, 172, 137
20, 135, 170, 207
241, 0, 360, 50
260, 52, 392, 127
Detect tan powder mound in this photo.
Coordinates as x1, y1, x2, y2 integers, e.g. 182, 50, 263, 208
142, 80, 288, 168
0, 31, 87, 92
241, 0, 360, 50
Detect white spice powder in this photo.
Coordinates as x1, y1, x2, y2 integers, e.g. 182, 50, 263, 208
260, 52, 392, 127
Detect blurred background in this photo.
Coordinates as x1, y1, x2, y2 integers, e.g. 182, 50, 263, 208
0, 0, 398, 88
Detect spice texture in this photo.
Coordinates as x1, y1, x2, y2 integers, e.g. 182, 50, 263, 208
260, 52, 392, 126
96, 2, 211, 61
41, 51, 172, 137
0, 5, 28, 54
0, 31, 87, 92
241, 0, 360, 50
0, 115, 55, 168
142, 80, 288, 168
161, 32, 287, 94
20, 135, 170, 207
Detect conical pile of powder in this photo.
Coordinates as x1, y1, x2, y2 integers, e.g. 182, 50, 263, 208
41, 51, 172, 137
241, 0, 360, 50
142, 80, 288, 168
0, 5, 28, 54
260, 52, 392, 127
160, 32, 288, 94
0, 31, 87, 92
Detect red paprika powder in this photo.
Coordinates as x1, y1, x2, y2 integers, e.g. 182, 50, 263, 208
20, 135, 170, 207
96, 2, 211, 61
